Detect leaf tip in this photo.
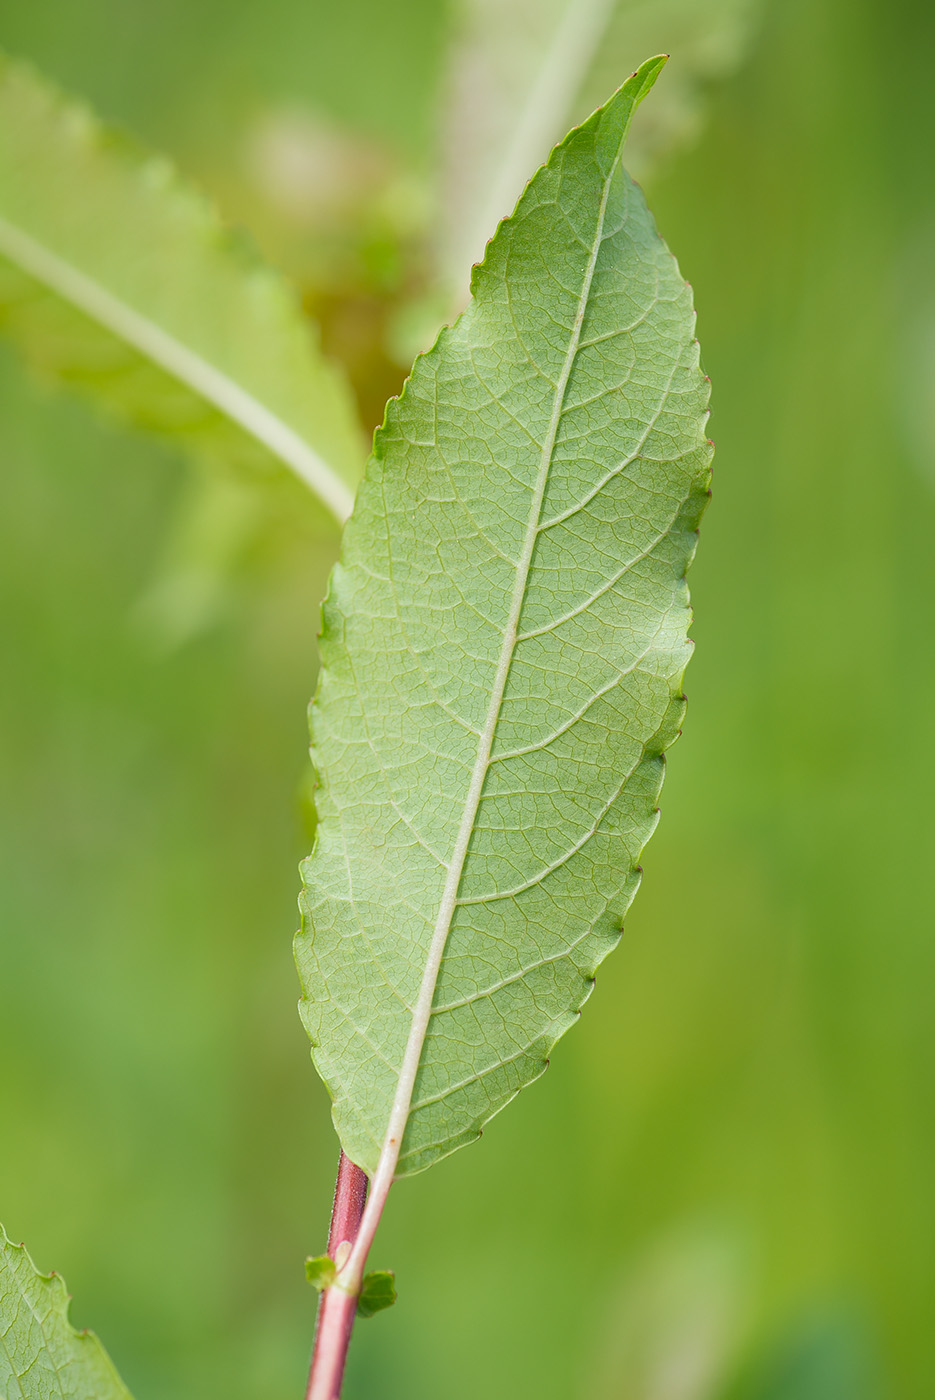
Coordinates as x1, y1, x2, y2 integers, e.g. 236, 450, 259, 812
631, 53, 669, 105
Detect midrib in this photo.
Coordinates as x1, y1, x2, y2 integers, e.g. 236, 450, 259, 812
341, 139, 622, 1286
423, 162, 620, 1011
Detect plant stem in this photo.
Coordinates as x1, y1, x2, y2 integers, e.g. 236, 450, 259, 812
305, 1152, 368, 1400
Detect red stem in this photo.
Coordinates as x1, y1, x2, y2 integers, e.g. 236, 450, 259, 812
325, 1151, 368, 1259
305, 1152, 369, 1400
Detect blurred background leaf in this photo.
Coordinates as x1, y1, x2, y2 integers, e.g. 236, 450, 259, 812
729, 1307, 885, 1400
0, 54, 364, 523
0, 1, 933, 1399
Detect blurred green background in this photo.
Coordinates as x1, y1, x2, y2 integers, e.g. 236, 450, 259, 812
1, 1, 933, 1397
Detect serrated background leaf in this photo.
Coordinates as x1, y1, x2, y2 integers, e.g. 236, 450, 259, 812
0, 53, 364, 527
0, 1225, 132, 1400
297, 64, 711, 1178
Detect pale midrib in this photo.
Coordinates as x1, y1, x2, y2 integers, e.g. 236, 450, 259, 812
0, 214, 356, 525
338, 144, 621, 1291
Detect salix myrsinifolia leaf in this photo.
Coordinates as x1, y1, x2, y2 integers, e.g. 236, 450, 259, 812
0, 1225, 133, 1400
297, 57, 712, 1189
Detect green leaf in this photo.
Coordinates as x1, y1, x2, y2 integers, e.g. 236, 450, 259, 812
439, 0, 764, 300
297, 58, 712, 1180
356, 1271, 397, 1319
0, 52, 364, 527
0, 1224, 133, 1399
305, 1255, 338, 1291
305, 1255, 396, 1317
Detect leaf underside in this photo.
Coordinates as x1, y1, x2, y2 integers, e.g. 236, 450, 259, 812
0, 1225, 133, 1400
0, 52, 363, 526
297, 59, 712, 1178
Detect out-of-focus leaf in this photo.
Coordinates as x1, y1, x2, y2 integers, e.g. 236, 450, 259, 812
0, 1224, 133, 1400
439, 0, 763, 303
132, 466, 260, 650
356, 1270, 396, 1318
0, 52, 364, 528
741, 1310, 884, 1400
590, 1226, 746, 1400
305, 1255, 338, 1291
297, 60, 711, 1180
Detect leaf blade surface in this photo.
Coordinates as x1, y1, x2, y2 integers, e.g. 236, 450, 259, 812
297, 60, 712, 1178
0, 1225, 133, 1400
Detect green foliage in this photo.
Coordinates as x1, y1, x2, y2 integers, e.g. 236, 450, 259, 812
0, 52, 364, 527
305, 1255, 338, 1291
356, 1272, 397, 1320
440, 0, 764, 297
305, 1258, 396, 1317
297, 58, 711, 1178
3, 2, 931, 1396
0, 1225, 133, 1400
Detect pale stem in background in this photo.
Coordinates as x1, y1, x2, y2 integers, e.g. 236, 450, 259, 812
0, 215, 356, 526
444, 0, 616, 305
